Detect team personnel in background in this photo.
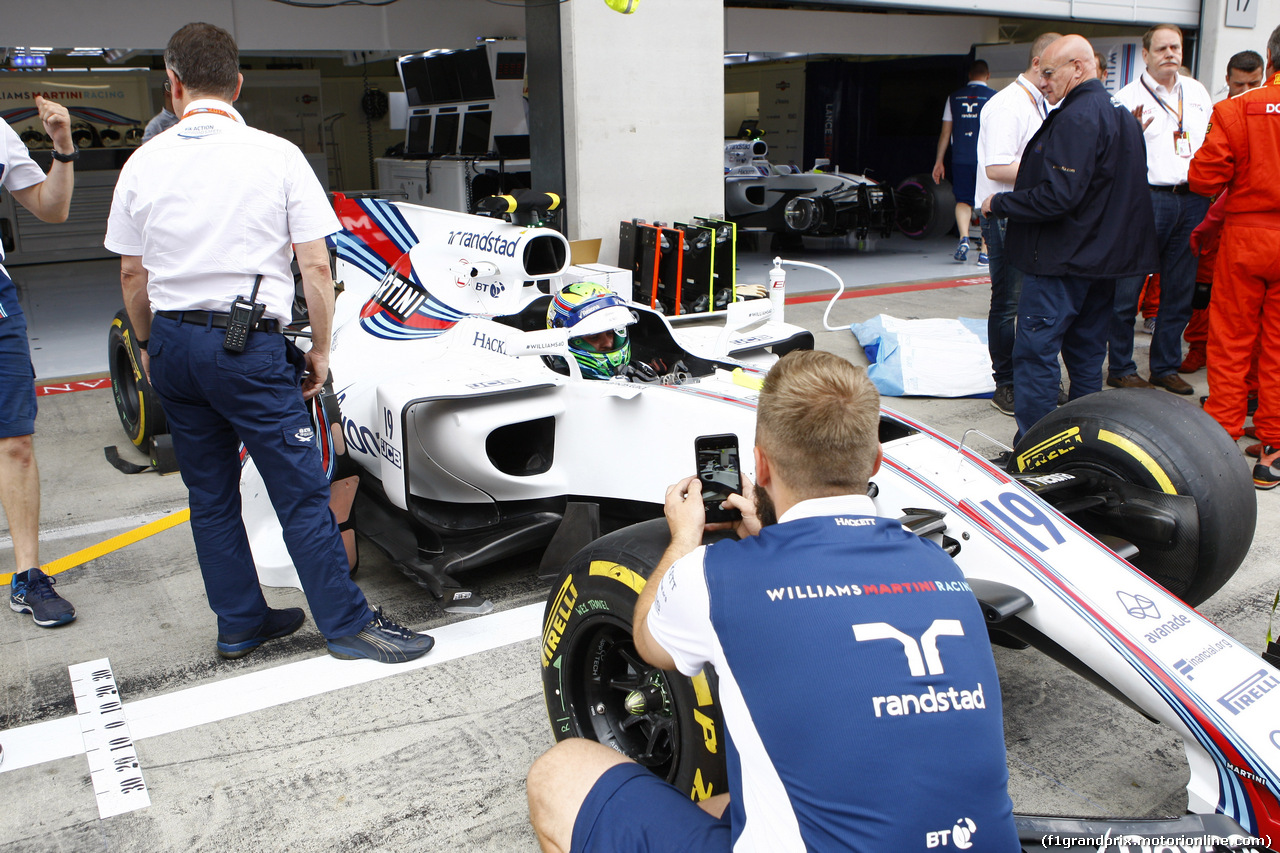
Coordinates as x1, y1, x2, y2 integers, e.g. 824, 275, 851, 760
1180, 50, 1265, 376
975, 32, 1061, 416
3, 96, 77, 630
933, 60, 997, 264
1189, 26, 1280, 489
1106, 24, 1212, 395
1095, 50, 1110, 85
527, 350, 1019, 853
982, 35, 1158, 442
141, 82, 178, 142
105, 22, 434, 662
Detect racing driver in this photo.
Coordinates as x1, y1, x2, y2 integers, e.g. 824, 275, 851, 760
547, 281, 686, 382
527, 350, 1019, 853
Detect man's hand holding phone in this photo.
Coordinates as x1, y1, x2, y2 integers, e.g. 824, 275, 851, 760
706, 475, 762, 540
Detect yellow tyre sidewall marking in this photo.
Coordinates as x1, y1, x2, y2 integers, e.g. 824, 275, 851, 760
589, 560, 647, 594
1097, 429, 1176, 494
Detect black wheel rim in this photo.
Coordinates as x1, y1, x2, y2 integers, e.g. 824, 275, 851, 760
112, 340, 141, 431
564, 616, 680, 780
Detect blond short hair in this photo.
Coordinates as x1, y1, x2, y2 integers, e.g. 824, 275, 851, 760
756, 350, 880, 498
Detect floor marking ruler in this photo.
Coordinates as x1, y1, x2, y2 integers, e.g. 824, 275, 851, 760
69, 658, 151, 818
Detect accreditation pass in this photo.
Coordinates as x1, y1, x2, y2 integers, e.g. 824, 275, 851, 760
69, 658, 150, 818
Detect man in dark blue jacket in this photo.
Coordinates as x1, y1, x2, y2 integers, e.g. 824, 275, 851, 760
982, 35, 1158, 441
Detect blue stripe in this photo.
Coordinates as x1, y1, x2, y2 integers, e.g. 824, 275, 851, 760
361, 199, 417, 254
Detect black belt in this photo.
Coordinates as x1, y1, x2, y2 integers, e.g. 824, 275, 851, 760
156, 310, 280, 333
1150, 183, 1191, 195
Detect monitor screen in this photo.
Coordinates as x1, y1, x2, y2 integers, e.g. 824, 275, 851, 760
456, 48, 496, 101
459, 111, 492, 156
427, 52, 462, 103
406, 114, 432, 156
399, 56, 433, 107
431, 112, 460, 155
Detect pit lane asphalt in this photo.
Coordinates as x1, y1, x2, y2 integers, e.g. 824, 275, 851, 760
2, 265, 1274, 853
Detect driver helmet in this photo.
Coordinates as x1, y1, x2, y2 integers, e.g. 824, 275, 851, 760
546, 281, 635, 379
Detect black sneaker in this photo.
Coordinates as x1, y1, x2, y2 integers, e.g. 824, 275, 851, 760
216, 607, 307, 659
990, 385, 1015, 416
1254, 447, 1280, 490
10, 567, 75, 627
326, 608, 435, 663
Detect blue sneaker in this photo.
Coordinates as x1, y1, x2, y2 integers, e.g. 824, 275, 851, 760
10, 567, 75, 627
977, 251, 989, 267
327, 608, 435, 663
217, 607, 306, 659
954, 239, 969, 262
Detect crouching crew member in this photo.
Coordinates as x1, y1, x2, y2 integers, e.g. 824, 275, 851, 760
1189, 25, 1280, 490
105, 22, 433, 662
527, 350, 1019, 853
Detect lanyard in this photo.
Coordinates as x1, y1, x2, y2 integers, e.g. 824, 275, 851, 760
1016, 78, 1046, 119
1140, 76, 1183, 132
181, 106, 238, 122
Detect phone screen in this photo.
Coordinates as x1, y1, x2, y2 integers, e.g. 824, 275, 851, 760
696, 434, 742, 523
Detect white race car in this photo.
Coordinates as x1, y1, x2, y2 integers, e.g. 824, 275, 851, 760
107, 192, 1277, 847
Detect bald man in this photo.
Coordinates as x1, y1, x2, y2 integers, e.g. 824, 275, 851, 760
982, 35, 1158, 441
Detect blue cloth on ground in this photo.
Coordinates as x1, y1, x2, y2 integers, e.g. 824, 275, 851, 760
850, 314, 995, 398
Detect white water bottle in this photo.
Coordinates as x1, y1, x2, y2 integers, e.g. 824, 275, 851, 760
768, 257, 786, 322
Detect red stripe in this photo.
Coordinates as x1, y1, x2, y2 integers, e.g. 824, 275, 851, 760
36, 376, 111, 396
784, 275, 990, 306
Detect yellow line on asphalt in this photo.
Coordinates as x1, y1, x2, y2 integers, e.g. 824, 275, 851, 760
1, 509, 191, 586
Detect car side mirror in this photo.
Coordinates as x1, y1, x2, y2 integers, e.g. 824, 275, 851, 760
713, 299, 773, 358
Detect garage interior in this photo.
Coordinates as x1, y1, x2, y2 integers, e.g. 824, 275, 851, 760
2, 1, 1278, 851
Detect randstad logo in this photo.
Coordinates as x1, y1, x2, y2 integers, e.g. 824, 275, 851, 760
853, 620, 986, 718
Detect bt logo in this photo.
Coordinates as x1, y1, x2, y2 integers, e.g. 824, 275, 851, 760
927, 817, 977, 849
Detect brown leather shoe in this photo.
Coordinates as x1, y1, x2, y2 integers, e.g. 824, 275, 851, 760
1150, 373, 1194, 395
1178, 348, 1206, 373
1246, 443, 1263, 459
1106, 374, 1154, 389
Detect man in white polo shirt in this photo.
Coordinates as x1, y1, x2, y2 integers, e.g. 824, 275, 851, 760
975, 32, 1060, 416
105, 22, 433, 665
1106, 23, 1212, 395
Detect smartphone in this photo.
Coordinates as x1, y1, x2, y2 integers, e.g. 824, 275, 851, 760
695, 434, 742, 523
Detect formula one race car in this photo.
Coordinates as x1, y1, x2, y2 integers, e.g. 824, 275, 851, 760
723, 140, 954, 247
107, 190, 814, 613
537, 374, 1280, 849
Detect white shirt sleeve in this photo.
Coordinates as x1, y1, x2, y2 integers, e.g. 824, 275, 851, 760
1, 122, 47, 194
941, 99, 952, 123
979, 102, 1022, 168
646, 546, 716, 677
104, 158, 144, 256
284, 148, 340, 245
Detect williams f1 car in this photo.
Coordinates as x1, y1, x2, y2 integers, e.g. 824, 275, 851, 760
538, 381, 1278, 850
724, 140, 954, 247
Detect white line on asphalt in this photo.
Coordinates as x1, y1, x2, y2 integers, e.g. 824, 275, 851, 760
0, 509, 186, 549
0, 602, 543, 774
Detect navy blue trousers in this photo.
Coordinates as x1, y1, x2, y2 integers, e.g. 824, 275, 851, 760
1013, 274, 1116, 441
1107, 190, 1209, 379
149, 314, 371, 639
980, 213, 1024, 388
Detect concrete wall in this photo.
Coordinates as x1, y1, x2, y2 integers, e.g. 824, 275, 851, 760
1197, 0, 1276, 99
560, 0, 724, 262
725, 9, 1002, 56
748, 0, 1199, 27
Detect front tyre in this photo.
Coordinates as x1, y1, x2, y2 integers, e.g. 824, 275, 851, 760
540, 518, 729, 802
108, 309, 166, 447
1011, 388, 1255, 606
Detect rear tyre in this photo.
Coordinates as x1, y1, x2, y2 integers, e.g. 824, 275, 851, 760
896, 174, 954, 240
1011, 388, 1255, 605
108, 309, 167, 447
541, 518, 729, 802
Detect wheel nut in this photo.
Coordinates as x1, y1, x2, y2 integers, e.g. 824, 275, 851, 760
595, 703, 606, 715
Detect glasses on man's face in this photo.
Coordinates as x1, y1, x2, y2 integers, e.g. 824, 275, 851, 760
1040, 58, 1080, 80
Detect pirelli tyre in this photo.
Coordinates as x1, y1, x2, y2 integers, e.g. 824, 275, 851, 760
1010, 388, 1255, 606
541, 518, 729, 803
895, 173, 954, 240
109, 309, 167, 447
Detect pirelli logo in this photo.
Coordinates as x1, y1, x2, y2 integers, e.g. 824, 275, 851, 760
1245, 102, 1280, 115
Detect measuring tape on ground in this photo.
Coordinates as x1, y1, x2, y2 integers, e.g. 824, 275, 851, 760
68, 657, 151, 818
